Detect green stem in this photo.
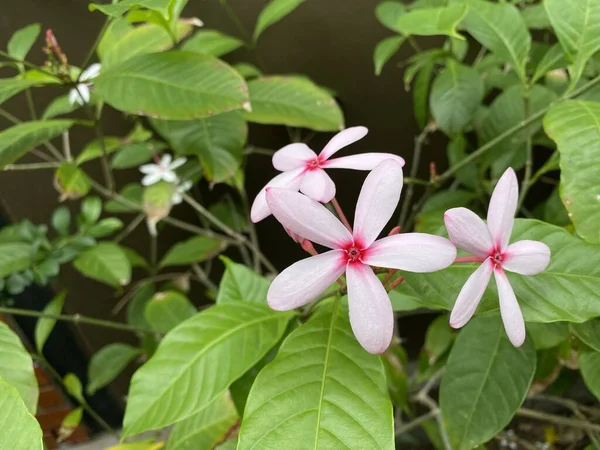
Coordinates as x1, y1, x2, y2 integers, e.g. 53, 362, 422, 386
0, 50, 63, 81
78, 18, 110, 82
25, 88, 37, 120
84, 101, 115, 193
218, 0, 252, 44
114, 213, 145, 243
517, 408, 600, 433
239, 192, 261, 272
3, 162, 60, 170
518, 86, 532, 210
395, 410, 437, 437
191, 263, 218, 292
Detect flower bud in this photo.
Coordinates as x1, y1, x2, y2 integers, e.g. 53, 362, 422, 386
143, 181, 175, 235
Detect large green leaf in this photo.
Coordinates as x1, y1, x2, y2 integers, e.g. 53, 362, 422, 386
94, 51, 249, 120
145, 291, 197, 333
373, 36, 406, 76
375, 1, 406, 31
87, 344, 141, 395
7, 24, 41, 61
440, 314, 536, 450
253, 0, 305, 42
244, 76, 344, 131
89, 0, 170, 17
167, 392, 238, 449
0, 377, 43, 450
531, 44, 567, 84
580, 351, 600, 401
544, 100, 600, 244
0, 242, 32, 278
35, 291, 66, 353
122, 303, 293, 437
526, 322, 569, 350
0, 79, 41, 106
0, 120, 73, 169
571, 319, 600, 353
73, 242, 132, 287
0, 323, 38, 414
181, 30, 244, 57
238, 301, 394, 449
392, 219, 600, 323
150, 111, 247, 183
544, 0, 600, 88
75, 137, 121, 165
429, 60, 484, 135
393, 4, 468, 38
216, 256, 270, 304
415, 189, 476, 234
160, 236, 225, 268
521, 3, 550, 30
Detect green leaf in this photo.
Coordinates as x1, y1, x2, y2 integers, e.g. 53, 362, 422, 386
544, 100, 600, 243
122, 247, 150, 270
150, 111, 247, 183
0, 377, 43, 450
416, 189, 476, 234
182, 30, 244, 57
424, 315, 453, 365
393, 4, 469, 38
0, 120, 73, 169
413, 61, 434, 129
526, 322, 569, 350
54, 163, 92, 200
0, 79, 40, 106
238, 301, 394, 450
122, 303, 293, 437
51, 206, 70, 237
253, 0, 305, 42
75, 137, 121, 165
447, 134, 477, 189
571, 319, 600, 353
63, 373, 84, 403
105, 183, 143, 213
35, 291, 66, 353
375, 1, 406, 31
532, 44, 567, 84
94, 51, 249, 120
87, 343, 141, 395
580, 351, 600, 401
216, 256, 270, 304
81, 196, 102, 224
127, 284, 156, 329
73, 242, 132, 287
112, 141, 164, 169
145, 291, 197, 333
7, 24, 41, 61
97, 18, 133, 60
440, 314, 536, 450
57, 407, 83, 443
374, 36, 406, 76
0, 322, 38, 414
90, 0, 170, 18
234, 63, 262, 80
430, 60, 484, 135
521, 3, 550, 30
167, 392, 238, 449
87, 218, 124, 238
544, 0, 600, 88
160, 236, 225, 268
245, 76, 344, 131
0, 243, 32, 278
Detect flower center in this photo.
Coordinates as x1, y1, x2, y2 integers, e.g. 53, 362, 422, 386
491, 251, 504, 267
306, 158, 320, 170
345, 245, 364, 263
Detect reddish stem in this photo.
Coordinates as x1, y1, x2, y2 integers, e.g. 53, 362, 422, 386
454, 256, 486, 263
301, 240, 318, 256
382, 269, 397, 286
388, 276, 405, 290
388, 225, 401, 236
331, 197, 352, 232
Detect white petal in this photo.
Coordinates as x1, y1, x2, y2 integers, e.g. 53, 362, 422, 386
346, 262, 394, 354
449, 259, 493, 328
353, 160, 403, 247
171, 193, 183, 205
68, 88, 80, 106
80, 63, 101, 81
272, 143, 317, 171
169, 157, 187, 170
161, 170, 178, 183
322, 153, 405, 170
494, 269, 525, 347
364, 233, 456, 272
139, 164, 159, 174
142, 172, 162, 186
444, 207, 493, 257
160, 154, 173, 167
503, 240, 551, 275
266, 187, 352, 249
77, 84, 90, 104
267, 250, 346, 310
487, 168, 518, 250
319, 126, 368, 160
299, 169, 336, 203
250, 168, 304, 223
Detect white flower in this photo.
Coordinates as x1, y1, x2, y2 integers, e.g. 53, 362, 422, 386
68, 63, 101, 106
171, 180, 193, 205
139, 154, 187, 186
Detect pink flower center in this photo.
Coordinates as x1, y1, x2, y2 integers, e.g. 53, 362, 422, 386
344, 243, 365, 263
306, 158, 321, 171
490, 249, 504, 268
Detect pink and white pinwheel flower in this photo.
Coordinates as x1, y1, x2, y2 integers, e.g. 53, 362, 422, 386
69, 63, 101, 106
266, 160, 456, 354
251, 126, 405, 222
444, 168, 551, 347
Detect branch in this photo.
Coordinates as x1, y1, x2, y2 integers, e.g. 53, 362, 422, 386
517, 408, 600, 433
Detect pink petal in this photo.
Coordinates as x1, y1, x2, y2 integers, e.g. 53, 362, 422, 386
272, 143, 317, 171
346, 262, 394, 354
267, 250, 346, 310
319, 126, 368, 160
449, 259, 493, 328
353, 160, 403, 247
363, 233, 456, 272
494, 269, 525, 347
487, 168, 518, 250
299, 169, 336, 203
503, 240, 551, 275
322, 153, 405, 170
444, 207, 494, 257
266, 187, 352, 249
250, 168, 304, 223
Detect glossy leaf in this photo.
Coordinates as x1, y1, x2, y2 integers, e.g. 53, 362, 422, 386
374, 36, 405, 76
105, 184, 143, 213
580, 351, 600, 401
0, 79, 40, 106
54, 163, 92, 200
7, 24, 41, 60
73, 242, 132, 287
253, 0, 305, 42
0, 377, 43, 450
238, 301, 394, 450
216, 256, 270, 304
35, 291, 66, 353
145, 291, 197, 333
521, 4, 550, 30
571, 320, 600, 353
375, 1, 406, 31
127, 284, 156, 329
63, 373, 84, 403
182, 30, 244, 57
75, 137, 121, 165
0, 243, 32, 278
527, 322, 569, 350
160, 236, 225, 268
413, 61, 434, 129
416, 189, 476, 234
532, 44, 567, 84
234, 63, 262, 80
57, 407, 83, 443
440, 314, 536, 450
447, 134, 477, 189
112, 141, 166, 169
123, 303, 293, 437
88, 344, 141, 395
394, 4, 468, 38
424, 315, 453, 364
42, 94, 84, 120
89, 0, 170, 18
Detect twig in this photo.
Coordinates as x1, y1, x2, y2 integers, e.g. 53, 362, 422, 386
3, 162, 60, 170
114, 214, 145, 243
83, 101, 115, 193
517, 408, 600, 433
25, 89, 37, 120
150, 233, 157, 270
239, 193, 261, 272
78, 18, 109, 82
191, 263, 218, 292
62, 131, 72, 162
331, 197, 352, 231
518, 87, 533, 210
218, 0, 252, 44
395, 410, 437, 436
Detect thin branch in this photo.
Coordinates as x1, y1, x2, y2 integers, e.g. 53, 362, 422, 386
218, 0, 252, 44
517, 408, 600, 433
395, 410, 437, 437
114, 213, 145, 243
3, 162, 60, 170
62, 131, 72, 162
331, 197, 352, 232
191, 263, 218, 292
518, 87, 533, 210
25, 88, 37, 120
78, 18, 110, 81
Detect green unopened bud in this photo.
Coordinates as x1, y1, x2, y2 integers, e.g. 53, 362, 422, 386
54, 163, 91, 201
143, 181, 175, 235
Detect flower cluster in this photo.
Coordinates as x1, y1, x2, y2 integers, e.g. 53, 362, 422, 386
253, 127, 551, 354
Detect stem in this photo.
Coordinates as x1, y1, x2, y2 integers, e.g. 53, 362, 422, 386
244, 146, 275, 157
191, 263, 218, 292
395, 410, 437, 436
114, 213, 144, 243
0, 50, 63, 81
62, 131, 72, 161
454, 256, 485, 263
3, 162, 60, 170
517, 408, 600, 433
78, 18, 110, 81
85, 102, 115, 193
218, 0, 252, 44
112, 273, 189, 315
25, 88, 37, 120
331, 197, 352, 232
518, 87, 532, 210
239, 193, 261, 272
150, 233, 157, 270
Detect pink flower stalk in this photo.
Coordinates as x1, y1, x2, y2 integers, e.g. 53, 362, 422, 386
251, 126, 405, 223
266, 160, 456, 354
444, 168, 551, 347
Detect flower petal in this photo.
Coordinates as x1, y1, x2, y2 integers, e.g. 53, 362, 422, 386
80, 63, 101, 81
487, 168, 518, 250
77, 84, 90, 104
444, 207, 493, 257
272, 143, 317, 171
322, 153, 405, 170
161, 170, 178, 183
266, 187, 352, 249
250, 168, 304, 223
346, 262, 394, 354
363, 233, 456, 272
319, 126, 368, 160
142, 172, 162, 186
139, 164, 159, 174
160, 154, 172, 167
68, 88, 80, 106
503, 240, 551, 275
353, 159, 403, 247
494, 269, 525, 347
267, 250, 346, 310
449, 259, 493, 328
169, 157, 187, 170
299, 169, 336, 203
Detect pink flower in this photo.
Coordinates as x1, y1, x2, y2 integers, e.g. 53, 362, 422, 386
251, 126, 405, 222
444, 168, 551, 347
266, 160, 456, 354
